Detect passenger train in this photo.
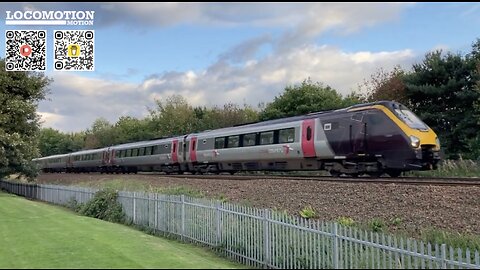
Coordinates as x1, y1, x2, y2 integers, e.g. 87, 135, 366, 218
34, 101, 441, 177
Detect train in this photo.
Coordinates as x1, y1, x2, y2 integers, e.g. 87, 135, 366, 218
33, 101, 441, 177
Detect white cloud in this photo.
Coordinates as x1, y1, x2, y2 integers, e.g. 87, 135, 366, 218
40, 45, 416, 132
37, 112, 65, 130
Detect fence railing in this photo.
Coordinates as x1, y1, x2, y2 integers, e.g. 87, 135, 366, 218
1, 180, 479, 269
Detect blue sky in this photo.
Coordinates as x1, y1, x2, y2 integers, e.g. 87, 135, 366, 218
1, 3, 479, 132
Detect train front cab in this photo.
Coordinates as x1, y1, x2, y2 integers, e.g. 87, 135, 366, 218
348, 101, 441, 172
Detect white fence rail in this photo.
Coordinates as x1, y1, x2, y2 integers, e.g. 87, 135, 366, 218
1, 180, 479, 269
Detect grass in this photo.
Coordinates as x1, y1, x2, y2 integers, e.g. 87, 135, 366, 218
75, 178, 206, 198
406, 159, 480, 178
0, 192, 244, 269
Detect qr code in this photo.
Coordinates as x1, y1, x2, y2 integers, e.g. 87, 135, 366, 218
5, 30, 47, 71
54, 30, 94, 71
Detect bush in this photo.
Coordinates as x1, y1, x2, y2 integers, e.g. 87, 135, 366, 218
79, 189, 125, 223
338, 217, 355, 227
299, 205, 316, 219
369, 218, 385, 232
66, 197, 83, 212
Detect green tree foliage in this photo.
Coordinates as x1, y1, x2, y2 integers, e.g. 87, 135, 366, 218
113, 116, 152, 144
404, 44, 480, 158
195, 103, 259, 131
39, 128, 84, 156
361, 66, 408, 103
0, 59, 50, 179
84, 118, 114, 148
147, 95, 198, 137
259, 79, 363, 121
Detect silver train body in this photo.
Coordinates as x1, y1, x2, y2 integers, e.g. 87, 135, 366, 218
35, 116, 330, 174
34, 101, 441, 176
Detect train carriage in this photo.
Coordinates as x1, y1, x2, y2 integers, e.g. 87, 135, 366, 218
35, 101, 441, 177
107, 136, 184, 174
69, 148, 106, 173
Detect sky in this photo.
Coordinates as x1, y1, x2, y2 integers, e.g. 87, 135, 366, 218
1, 2, 479, 132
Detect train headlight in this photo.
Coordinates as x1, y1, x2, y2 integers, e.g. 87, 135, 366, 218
410, 135, 420, 148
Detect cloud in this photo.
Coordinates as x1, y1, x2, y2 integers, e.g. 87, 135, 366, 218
15, 3, 416, 131
0, 3, 412, 33
40, 45, 416, 132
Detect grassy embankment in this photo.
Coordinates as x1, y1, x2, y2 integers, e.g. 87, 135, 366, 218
0, 192, 244, 269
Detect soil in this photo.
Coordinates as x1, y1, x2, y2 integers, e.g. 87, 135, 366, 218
35, 173, 480, 236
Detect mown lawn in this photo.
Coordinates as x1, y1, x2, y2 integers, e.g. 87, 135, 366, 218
0, 192, 244, 269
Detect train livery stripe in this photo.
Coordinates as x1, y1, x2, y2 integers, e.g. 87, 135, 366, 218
348, 105, 438, 148
190, 136, 197, 162
172, 139, 178, 163
301, 119, 316, 157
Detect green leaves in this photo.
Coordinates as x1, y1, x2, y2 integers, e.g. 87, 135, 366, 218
404, 42, 480, 159
259, 78, 363, 121
0, 58, 50, 180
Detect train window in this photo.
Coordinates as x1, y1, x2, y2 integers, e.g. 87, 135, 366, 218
243, 133, 256, 147
192, 140, 196, 150
215, 137, 225, 149
173, 143, 177, 153
145, 146, 152, 155
227, 136, 240, 148
132, 148, 139, 156
139, 147, 145, 156
351, 113, 363, 122
260, 131, 274, 145
279, 128, 295, 143
306, 126, 312, 141
126, 149, 132, 157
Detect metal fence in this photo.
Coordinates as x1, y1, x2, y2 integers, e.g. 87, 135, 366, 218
1, 180, 479, 269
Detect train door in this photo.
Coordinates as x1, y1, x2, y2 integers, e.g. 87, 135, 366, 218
182, 135, 188, 162
172, 139, 178, 163
190, 136, 197, 162
103, 150, 109, 165
109, 148, 116, 165
301, 119, 316, 157
350, 112, 367, 155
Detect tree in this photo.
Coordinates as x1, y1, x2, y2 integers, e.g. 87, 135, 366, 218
0, 59, 50, 180
196, 103, 259, 131
259, 79, 362, 121
404, 46, 480, 158
361, 66, 407, 103
113, 116, 153, 144
38, 128, 85, 156
147, 95, 198, 137
84, 118, 116, 149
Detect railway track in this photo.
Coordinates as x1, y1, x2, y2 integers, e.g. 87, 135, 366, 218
162, 174, 480, 186
42, 172, 480, 187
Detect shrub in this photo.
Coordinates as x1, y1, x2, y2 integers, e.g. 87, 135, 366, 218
391, 217, 402, 226
79, 189, 125, 223
65, 197, 83, 212
338, 216, 355, 227
369, 218, 385, 232
299, 205, 316, 219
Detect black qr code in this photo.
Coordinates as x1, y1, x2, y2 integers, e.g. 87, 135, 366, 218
54, 30, 94, 71
5, 30, 47, 71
